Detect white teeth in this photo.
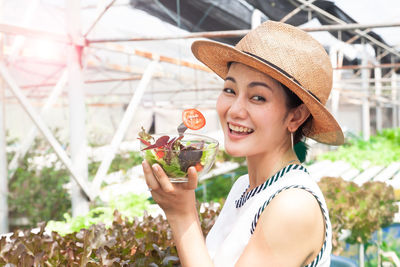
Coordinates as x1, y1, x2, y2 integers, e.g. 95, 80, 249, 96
228, 123, 253, 133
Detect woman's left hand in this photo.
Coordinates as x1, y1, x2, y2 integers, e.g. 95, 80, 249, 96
142, 160, 199, 219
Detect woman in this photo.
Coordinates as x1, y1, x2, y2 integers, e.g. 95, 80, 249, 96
142, 21, 344, 267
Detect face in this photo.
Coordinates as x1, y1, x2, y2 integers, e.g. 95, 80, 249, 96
216, 63, 291, 157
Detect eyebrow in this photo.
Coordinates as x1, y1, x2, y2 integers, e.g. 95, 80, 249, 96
224, 76, 272, 91
225, 77, 235, 83
249, 81, 272, 91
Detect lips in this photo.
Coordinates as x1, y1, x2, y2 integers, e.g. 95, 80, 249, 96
228, 122, 254, 135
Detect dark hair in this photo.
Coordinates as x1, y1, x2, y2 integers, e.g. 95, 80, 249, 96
280, 83, 311, 144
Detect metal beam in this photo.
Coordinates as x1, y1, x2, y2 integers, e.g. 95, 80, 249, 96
19, 75, 142, 89
0, 23, 74, 45
87, 21, 400, 43
294, 0, 400, 59
0, 62, 95, 201
336, 62, 400, 70
280, 0, 317, 23
89, 44, 211, 72
7, 70, 68, 179
92, 59, 159, 192
84, 0, 117, 38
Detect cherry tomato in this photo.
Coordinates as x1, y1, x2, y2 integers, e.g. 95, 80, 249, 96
155, 148, 165, 159
195, 162, 204, 172
182, 109, 206, 130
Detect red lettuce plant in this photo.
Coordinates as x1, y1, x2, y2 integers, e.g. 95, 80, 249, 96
1, 204, 221, 266
318, 177, 398, 255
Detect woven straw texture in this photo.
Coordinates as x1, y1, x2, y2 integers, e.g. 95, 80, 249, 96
192, 21, 344, 145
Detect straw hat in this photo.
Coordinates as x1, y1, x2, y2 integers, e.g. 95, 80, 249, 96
191, 20, 344, 145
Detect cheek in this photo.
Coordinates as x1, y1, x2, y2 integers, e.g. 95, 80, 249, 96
216, 94, 228, 121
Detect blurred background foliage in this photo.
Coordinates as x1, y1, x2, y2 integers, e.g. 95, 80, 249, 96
318, 128, 400, 168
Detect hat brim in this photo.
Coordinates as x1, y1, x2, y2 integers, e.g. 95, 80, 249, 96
192, 40, 344, 145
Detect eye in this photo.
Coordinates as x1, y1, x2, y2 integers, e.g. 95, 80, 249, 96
223, 88, 235, 95
251, 95, 266, 102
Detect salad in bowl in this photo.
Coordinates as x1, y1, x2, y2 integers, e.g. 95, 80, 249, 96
138, 109, 219, 182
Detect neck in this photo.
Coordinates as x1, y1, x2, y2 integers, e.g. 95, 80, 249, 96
246, 146, 299, 190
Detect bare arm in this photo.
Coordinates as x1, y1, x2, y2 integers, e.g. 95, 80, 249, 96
235, 188, 326, 267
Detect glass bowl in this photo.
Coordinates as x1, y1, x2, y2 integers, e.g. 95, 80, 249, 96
140, 133, 219, 183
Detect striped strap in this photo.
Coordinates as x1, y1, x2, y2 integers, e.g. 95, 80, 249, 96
235, 164, 307, 208
250, 185, 329, 267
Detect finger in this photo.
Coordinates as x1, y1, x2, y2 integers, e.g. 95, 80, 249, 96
185, 166, 198, 190
152, 164, 174, 193
142, 160, 160, 190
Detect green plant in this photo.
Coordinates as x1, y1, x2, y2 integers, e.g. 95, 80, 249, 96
318, 177, 398, 255
46, 193, 151, 236
380, 228, 400, 260
88, 151, 143, 179
318, 128, 400, 168
195, 166, 248, 202
7, 131, 145, 230
8, 153, 71, 230
215, 150, 246, 164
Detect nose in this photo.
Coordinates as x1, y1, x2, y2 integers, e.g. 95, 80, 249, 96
229, 97, 248, 119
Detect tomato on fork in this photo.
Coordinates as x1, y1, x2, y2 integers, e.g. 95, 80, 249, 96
182, 109, 206, 130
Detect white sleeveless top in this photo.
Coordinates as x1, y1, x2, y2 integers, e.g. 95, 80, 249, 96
206, 164, 332, 267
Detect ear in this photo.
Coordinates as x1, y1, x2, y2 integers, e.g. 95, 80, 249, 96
287, 104, 310, 132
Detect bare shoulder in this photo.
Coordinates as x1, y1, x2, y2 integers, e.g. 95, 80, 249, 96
264, 188, 325, 243
266, 188, 324, 226
236, 188, 325, 266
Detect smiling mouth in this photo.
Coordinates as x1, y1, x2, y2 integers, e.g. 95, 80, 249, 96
228, 123, 254, 135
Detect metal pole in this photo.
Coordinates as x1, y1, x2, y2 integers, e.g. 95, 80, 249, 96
374, 65, 383, 132
92, 59, 159, 191
361, 42, 370, 140
377, 228, 382, 267
0, 31, 8, 234
330, 46, 341, 119
0, 62, 94, 201
251, 9, 262, 29
67, 0, 90, 216
393, 71, 399, 127
8, 70, 68, 179
359, 243, 365, 267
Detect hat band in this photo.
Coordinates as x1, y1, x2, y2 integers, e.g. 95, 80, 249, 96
243, 51, 321, 103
